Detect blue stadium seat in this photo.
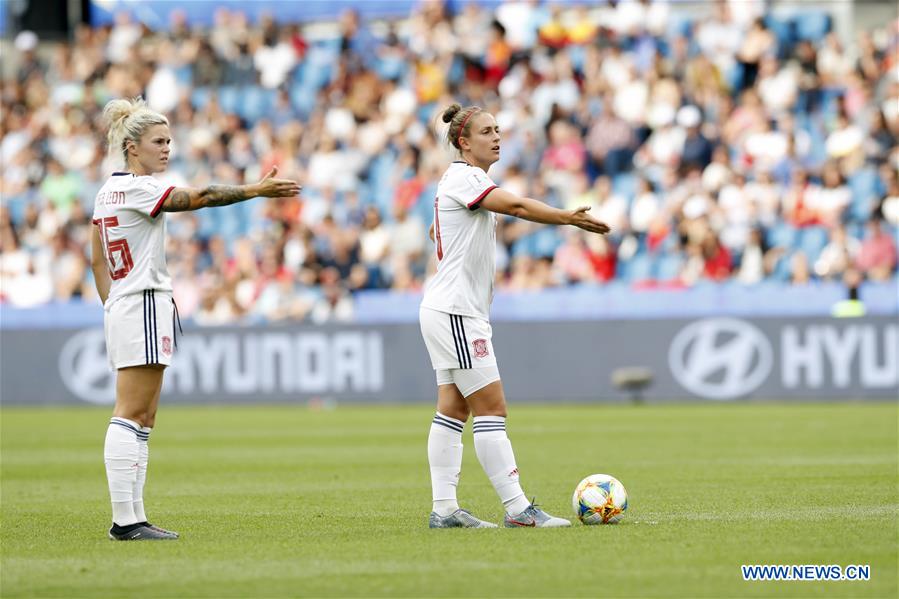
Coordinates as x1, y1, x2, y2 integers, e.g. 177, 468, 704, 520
727, 62, 745, 92
794, 11, 831, 42
819, 87, 844, 121
667, 16, 693, 39
375, 55, 406, 81
5, 194, 28, 225
190, 87, 211, 110
511, 234, 536, 258
217, 86, 240, 115
766, 223, 797, 249
566, 45, 586, 73
239, 87, 275, 123
611, 173, 637, 200
798, 226, 829, 262
763, 15, 794, 56
174, 65, 192, 85
302, 43, 339, 90
654, 253, 684, 282
532, 228, 563, 258
217, 206, 242, 238
196, 207, 218, 238
289, 81, 318, 118
848, 168, 883, 223
622, 254, 654, 283
771, 250, 795, 282
846, 221, 865, 241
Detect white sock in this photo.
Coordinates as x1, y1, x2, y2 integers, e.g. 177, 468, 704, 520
473, 416, 530, 516
132, 426, 151, 523
104, 417, 142, 526
428, 412, 464, 517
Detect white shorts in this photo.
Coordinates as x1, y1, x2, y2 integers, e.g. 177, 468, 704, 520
105, 289, 175, 370
419, 306, 498, 371
436, 365, 501, 398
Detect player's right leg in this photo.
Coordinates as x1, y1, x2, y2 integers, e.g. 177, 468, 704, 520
420, 307, 495, 529
427, 380, 496, 529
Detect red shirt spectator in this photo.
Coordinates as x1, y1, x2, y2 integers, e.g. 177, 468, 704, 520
703, 236, 733, 280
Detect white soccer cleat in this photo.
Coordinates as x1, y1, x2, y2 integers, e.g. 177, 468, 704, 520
504, 502, 571, 528
429, 508, 498, 528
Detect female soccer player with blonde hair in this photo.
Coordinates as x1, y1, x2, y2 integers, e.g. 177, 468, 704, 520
420, 103, 610, 528
93, 97, 300, 540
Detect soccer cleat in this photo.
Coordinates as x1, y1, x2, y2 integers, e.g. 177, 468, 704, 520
429, 509, 498, 529
108, 523, 178, 541
504, 501, 571, 528
140, 522, 180, 539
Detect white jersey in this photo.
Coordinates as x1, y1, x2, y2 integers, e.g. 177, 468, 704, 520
421, 161, 498, 320
92, 172, 175, 304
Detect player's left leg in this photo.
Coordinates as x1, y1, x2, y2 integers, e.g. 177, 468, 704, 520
131, 376, 178, 538
462, 375, 570, 528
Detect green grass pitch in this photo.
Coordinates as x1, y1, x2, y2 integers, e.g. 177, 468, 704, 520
1, 403, 896, 598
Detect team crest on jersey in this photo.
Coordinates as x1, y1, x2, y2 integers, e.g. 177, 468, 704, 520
472, 338, 489, 358
162, 336, 172, 356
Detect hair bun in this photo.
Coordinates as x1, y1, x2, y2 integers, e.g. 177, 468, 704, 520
442, 103, 462, 124
102, 99, 135, 127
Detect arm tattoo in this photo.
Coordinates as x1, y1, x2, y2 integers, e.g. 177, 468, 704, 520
163, 185, 251, 212
202, 185, 252, 207
165, 189, 192, 212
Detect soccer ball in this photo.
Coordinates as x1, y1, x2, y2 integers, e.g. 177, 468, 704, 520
572, 474, 628, 525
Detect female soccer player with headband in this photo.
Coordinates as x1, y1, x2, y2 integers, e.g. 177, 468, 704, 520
421, 103, 610, 528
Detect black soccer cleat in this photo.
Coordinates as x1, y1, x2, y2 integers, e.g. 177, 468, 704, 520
108, 522, 178, 541
140, 522, 180, 539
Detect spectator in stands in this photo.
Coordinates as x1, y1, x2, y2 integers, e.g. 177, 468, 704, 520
855, 217, 897, 281
737, 227, 769, 285
586, 92, 636, 176
807, 163, 851, 226
678, 105, 713, 171
736, 17, 776, 91
815, 224, 860, 280
701, 229, 733, 281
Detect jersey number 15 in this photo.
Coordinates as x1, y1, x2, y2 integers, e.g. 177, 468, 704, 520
93, 216, 134, 280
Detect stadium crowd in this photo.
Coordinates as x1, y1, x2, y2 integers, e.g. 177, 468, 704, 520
1, 0, 897, 323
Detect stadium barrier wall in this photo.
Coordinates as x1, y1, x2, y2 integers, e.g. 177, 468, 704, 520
1, 316, 896, 405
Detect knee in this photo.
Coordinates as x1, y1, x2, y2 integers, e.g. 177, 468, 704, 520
471, 396, 507, 417
445, 406, 470, 422
483, 405, 507, 418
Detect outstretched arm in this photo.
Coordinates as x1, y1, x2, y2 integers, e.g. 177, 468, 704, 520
161, 166, 301, 212
479, 187, 610, 234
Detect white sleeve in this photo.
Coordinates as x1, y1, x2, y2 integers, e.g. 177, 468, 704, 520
450, 169, 498, 211
128, 176, 175, 218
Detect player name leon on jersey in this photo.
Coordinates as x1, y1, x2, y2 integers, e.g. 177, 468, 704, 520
97, 191, 126, 206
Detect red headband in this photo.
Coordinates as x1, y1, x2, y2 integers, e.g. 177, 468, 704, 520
457, 109, 480, 148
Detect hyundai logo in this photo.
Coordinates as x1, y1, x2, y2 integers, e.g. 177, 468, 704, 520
58, 329, 115, 404
668, 318, 773, 400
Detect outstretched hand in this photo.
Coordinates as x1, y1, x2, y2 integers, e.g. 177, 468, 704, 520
257, 166, 302, 198
569, 206, 610, 234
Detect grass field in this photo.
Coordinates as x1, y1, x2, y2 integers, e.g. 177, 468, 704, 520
1, 403, 896, 598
